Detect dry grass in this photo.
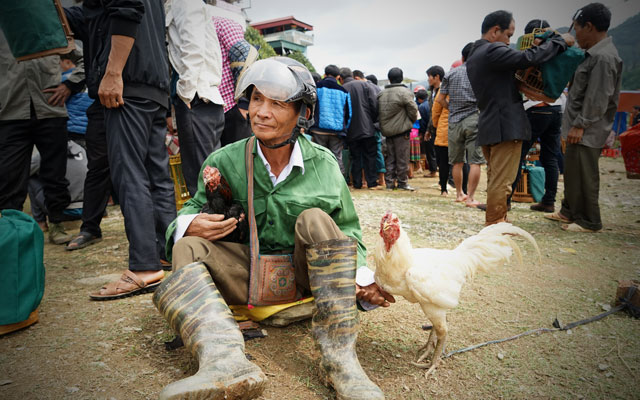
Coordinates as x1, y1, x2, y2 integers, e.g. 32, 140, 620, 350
1, 157, 639, 400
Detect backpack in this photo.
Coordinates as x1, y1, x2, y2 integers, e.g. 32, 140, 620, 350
0, 209, 45, 330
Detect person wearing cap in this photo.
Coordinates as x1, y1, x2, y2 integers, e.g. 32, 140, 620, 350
153, 57, 390, 400
165, 0, 226, 197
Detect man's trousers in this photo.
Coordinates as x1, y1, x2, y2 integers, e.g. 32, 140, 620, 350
482, 140, 521, 225
104, 97, 176, 271
384, 132, 411, 189
171, 208, 347, 306
79, 101, 111, 238
0, 111, 69, 222
348, 136, 379, 188
174, 96, 225, 196
560, 144, 602, 231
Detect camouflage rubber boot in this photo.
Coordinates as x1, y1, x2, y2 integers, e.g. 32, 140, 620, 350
307, 239, 385, 400
153, 262, 266, 400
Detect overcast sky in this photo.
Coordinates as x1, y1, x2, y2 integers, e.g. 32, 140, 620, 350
242, 0, 639, 82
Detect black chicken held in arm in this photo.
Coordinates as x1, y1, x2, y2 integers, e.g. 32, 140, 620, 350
201, 165, 249, 243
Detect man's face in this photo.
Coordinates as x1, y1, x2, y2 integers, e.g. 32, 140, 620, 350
495, 20, 515, 45
249, 88, 299, 146
427, 74, 437, 87
573, 21, 591, 49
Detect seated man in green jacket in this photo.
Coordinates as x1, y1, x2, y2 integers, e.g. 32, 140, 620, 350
153, 57, 392, 400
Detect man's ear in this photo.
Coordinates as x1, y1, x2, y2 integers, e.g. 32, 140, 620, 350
305, 107, 311, 119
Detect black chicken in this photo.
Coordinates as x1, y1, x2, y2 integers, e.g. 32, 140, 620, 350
200, 165, 249, 243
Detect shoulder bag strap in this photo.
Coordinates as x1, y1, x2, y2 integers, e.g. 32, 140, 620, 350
245, 137, 259, 285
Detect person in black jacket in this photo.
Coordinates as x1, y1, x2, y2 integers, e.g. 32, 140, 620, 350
340, 67, 382, 190
65, 0, 177, 299
466, 10, 573, 225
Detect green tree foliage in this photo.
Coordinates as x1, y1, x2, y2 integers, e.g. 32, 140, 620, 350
244, 27, 316, 73
244, 26, 276, 59
285, 50, 316, 73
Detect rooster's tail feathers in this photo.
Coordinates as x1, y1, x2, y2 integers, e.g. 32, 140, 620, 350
455, 222, 540, 277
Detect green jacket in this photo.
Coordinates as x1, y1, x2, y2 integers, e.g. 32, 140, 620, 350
377, 83, 418, 137
166, 135, 367, 266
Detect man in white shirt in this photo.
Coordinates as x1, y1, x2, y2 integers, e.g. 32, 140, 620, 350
165, 0, 225, 196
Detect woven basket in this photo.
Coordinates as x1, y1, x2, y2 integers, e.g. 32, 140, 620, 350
515, 29, 556, 103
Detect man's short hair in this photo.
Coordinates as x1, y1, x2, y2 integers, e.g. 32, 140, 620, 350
387, 67, 403, 84
353, 70, 365, 79
366, 74, 378, 85
524, 19, 550, 34
481, 10, 513, 34
415, 89, 428, 101
426, 65, 445, 81
461, 42, 474, 61
574, 2, 611, 32
339, 67, 352, 79
324, 64, 340, 77
311, 72, 322, 84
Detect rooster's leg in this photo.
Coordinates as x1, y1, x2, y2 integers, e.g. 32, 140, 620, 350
412, 328, 437, 367
423, 312, 448, 378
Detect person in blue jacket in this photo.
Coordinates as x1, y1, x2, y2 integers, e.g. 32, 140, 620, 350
310, 64, 352, 175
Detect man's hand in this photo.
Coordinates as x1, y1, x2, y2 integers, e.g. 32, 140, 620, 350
567, 126, 584, 144
356, 282, 395, 307
43, 84, 71, 107
561, 33, 576, 47
185, 213, 238, 241
98, 35, 134, 109
424, 132, 431, 142
98, 70, 124, 109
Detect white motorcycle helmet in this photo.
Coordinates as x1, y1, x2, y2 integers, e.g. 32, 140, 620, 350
235, 57, 317, 148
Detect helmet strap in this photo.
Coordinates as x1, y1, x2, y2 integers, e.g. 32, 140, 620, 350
257, 103, 310, 150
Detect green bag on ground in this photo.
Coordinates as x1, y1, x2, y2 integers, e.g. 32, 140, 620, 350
524, 165, 545, 203
0, 210, 45, 325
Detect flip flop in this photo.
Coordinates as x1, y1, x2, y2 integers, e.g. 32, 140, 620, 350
89, 270, 162, 301
561, 223, 601, 233
544, 212, 572, 223
66, 232, 102, 251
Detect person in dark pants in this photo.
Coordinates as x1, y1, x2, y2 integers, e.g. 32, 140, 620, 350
166, 0, 225, 197
507, 19, 563, 213
66, 101, 112, 250
546, 3, 623, 233
339, 67, 382, 190
0, 33, 83, 245
510, 103, 563, 212
378, 67, 419, 191
65, 0, 177, 299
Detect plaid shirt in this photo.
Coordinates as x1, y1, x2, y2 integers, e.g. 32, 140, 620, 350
440, 64, 478, 124
213, 17, 245, 112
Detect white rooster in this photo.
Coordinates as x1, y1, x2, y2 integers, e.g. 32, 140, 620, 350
373, 211, 540, 376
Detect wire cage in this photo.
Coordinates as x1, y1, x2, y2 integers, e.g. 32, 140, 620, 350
169, 154, 191, 210
515, 28, 556, 103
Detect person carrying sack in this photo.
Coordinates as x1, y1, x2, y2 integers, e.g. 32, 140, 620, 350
153, 57, 394, 400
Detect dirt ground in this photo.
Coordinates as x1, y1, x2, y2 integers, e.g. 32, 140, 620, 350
1, 157, 639, 400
